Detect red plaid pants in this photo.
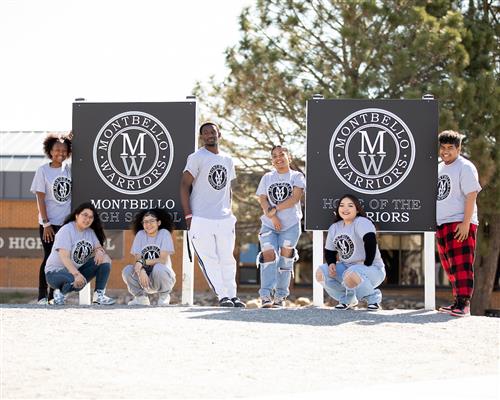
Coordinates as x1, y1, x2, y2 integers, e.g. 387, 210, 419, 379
436, 222, 477, 298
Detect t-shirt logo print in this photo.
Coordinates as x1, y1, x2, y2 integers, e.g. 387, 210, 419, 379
268, 182, 292, 204
333, 235, 355, 259
208, 165, 227, 190
141, 245, 160, 260
72, 240, 93, 266
93, 111, 174, 195
437, 174, 451, 201
329, 108, 415, 195
53, 176, 71, 203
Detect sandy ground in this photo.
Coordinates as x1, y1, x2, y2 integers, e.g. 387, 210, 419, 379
1, 305, 499, 400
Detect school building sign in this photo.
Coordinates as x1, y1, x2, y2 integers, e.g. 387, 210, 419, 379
306, 99, 438, 232
72, 102, 196, 229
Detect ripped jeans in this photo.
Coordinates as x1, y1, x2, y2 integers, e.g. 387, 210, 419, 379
257, 223, 301, 299
317, 262, 386, 305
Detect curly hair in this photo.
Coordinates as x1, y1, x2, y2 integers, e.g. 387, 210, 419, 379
334, 194, 367, 223
131, 208, 173, 235
63, 202, 106, 246
43, 133, 72, 159
438, 130, 464, 147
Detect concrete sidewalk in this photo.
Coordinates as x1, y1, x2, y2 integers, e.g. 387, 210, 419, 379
1, 305, 499, 399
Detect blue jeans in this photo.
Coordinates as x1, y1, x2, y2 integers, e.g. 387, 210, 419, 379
257, 223, 301, 299
318, 262, 386, 305
46, 257, 111, 295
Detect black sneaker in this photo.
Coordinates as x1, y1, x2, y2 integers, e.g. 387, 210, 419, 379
219, 297, 234, 307
450, 297, 470, 317
438, 299, 458, 314
367, 303, 380, 310
231, 297, 246, 308
272, 297, 286, 308
335, 301, 358, 310
261, 297, 273, 308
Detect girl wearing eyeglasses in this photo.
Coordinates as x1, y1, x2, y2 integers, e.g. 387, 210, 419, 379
122, 208, 176, 306
44, 202, 115, 305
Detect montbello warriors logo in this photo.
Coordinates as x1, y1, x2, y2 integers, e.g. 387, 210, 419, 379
333, 235, 354, 259
53, 176, 71, 203
437, 174, 451, 201
72, 240, 93, 266
329, 108, 415, 195
93, 111, 174, 195
268, 182, 292, 204
208, 165, 227, 190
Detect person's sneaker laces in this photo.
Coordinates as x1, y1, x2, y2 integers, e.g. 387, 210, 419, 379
450, 297, 470, 317
273, 297, 286, 308
367, 303, 380, 310
231, 297, 246, 308
335, 301, 358, 310
158, 293, 171, 306
438, 299, 458, 314
261, 297, 273, 308
93, 289, 116, 305
128, 295, 150, 306
219, 297, 234, 307
53, 289, 66, 305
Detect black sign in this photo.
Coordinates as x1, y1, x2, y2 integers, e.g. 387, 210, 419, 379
72, 102, 196, 229
0, 229, 124, 258
306, 99, 438, 232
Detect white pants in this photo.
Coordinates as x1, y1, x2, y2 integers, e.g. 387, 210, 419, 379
188, 215, 237, 300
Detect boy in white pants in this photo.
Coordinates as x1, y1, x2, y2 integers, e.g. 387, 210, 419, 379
180, 122, 245, 307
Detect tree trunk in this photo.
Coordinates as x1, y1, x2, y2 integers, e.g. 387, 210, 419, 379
471, 214, 500, 316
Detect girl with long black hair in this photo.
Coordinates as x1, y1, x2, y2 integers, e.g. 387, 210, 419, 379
316, 194, 386, 310
44, 202, 115, 305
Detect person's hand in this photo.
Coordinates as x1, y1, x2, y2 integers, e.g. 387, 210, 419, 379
266, 206, 277, 218
328, 263, 337, 278
94, 248, 107, 265
134, 261, 143, 276
454, 222, 470, 242
72, 272, 87, 289
138, 269, 150, 290
43, 226, 55, 242
271, 216, 282, 231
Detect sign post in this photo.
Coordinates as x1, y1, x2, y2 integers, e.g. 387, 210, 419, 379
306, 97, 438, 309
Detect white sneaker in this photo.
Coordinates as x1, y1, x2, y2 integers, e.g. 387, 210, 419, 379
37, 298, 48, 305
53, 289, 66, 305
128, 295, 150, 306
158, 293, 171, 306
93, 289, 116, 305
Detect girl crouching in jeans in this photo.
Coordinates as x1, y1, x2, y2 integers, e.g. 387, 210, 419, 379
45, 202, 115, 305
122, 208, 176, 306
316, 194, 386, 310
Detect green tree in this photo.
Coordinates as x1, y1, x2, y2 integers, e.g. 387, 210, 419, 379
453, 0, 499, 316
196, 0, 499, 314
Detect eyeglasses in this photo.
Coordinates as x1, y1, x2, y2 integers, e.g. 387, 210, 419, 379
142, 218, 158, 225
79, 212, 94, 219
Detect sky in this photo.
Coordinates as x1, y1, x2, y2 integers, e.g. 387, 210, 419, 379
0, 0, 253, 131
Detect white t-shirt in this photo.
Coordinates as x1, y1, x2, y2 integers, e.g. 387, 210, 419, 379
325, 216, 384, 268
256, 169, 306, 231
131, 229, 175, 275
30, 163, 72, 225
437, 155, 481, 225
183, 147, 236, 219
45, 222, 100, 273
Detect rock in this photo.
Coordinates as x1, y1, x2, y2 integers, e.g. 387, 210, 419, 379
246, 299, 260, 309
295, 297, 312, 306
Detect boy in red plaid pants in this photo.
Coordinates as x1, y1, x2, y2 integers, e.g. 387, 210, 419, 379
436, 130, 481, 317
